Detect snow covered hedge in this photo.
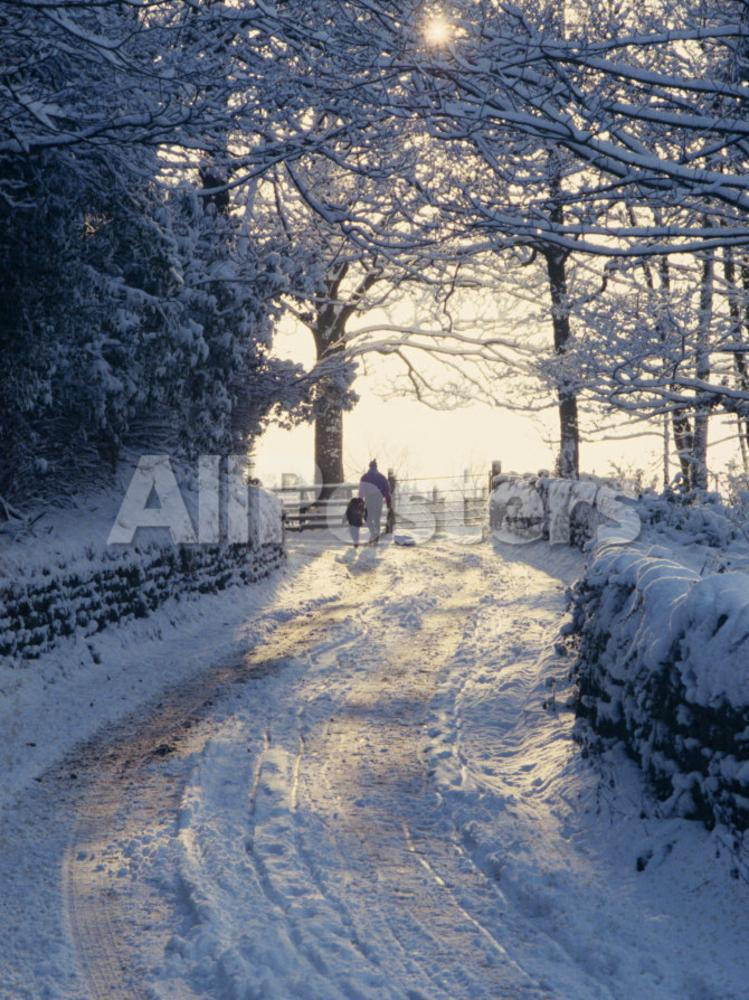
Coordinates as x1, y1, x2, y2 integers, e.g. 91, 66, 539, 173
1, 491, 284, 663
572, 545, 749, 831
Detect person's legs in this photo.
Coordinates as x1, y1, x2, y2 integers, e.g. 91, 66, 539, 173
367, 495, 383, 543
350, 524, 360, 548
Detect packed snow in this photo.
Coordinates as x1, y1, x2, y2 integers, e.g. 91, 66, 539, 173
2, 535, 749, 999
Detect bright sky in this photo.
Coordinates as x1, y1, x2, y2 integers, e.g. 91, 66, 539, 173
254, 318, 745, 490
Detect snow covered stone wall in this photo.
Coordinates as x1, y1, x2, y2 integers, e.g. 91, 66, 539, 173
489, 474, 631, 548
572, 545, 749, 831
1, 489, 284, 663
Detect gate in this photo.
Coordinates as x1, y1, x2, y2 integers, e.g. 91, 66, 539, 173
393, 475, 489, 538
273, 469, 493, 541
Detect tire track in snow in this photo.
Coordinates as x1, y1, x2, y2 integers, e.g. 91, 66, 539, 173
400, 820, 519, 967
61, 565, 391, 1000
61, 542, 575, 999
298, 555, 553, 999
62, 678, 229, 1000
61, 550, 401, 999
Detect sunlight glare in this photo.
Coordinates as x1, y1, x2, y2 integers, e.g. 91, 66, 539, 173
424, 14, 452, 47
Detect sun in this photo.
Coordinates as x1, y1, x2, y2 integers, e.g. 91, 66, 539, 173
424, 14, 452, 47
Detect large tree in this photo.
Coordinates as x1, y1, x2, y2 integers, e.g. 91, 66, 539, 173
262, 153, 526, 488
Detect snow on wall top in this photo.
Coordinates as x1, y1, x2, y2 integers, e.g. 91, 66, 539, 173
589, 544, 749, 710
251, 487, 283, 547
0, 475, 284, 585
490, 473, 639, 550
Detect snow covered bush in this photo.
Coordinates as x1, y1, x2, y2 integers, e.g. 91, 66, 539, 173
0, 3, 320, 514
0, 148, 314, 510
637, 489, 748, 552
572, 543, 749, 832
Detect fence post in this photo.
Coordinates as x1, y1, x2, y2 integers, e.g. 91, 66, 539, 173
387, 468, 397, 499
489, 460, 502, 494
432, 486, 446, 535
386, 468, 397, 534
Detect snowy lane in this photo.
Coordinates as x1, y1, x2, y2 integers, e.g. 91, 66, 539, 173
56, 548, 408, 1000
155, 543, 582, 1000
55, 542, 569, 999
295, 566, 545, 999
6, 538, 749, 1000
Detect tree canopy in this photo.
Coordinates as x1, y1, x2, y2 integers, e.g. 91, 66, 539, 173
4, 0, 749, 507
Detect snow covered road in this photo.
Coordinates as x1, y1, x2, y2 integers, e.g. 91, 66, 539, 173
3, 539, 749, 999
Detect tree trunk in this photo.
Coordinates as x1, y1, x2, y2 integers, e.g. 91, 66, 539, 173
313, 305, 347, 495
308, 262, 382, 495
657, 256, 694, 490
721, 249, 749, 471
544, 247, 579, 479
672, 411, 694, 490
662, 412, 670, 489
692, 250, 714, 491
315, 399, 344, 492
637, 251, 676, 489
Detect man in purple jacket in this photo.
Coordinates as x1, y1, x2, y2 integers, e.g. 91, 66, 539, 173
359, 460, 392, 544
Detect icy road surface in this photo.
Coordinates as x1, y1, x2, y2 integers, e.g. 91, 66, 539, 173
3, 539, 749, 1000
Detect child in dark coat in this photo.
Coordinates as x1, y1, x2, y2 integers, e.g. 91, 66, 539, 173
344, 496, 367, 548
